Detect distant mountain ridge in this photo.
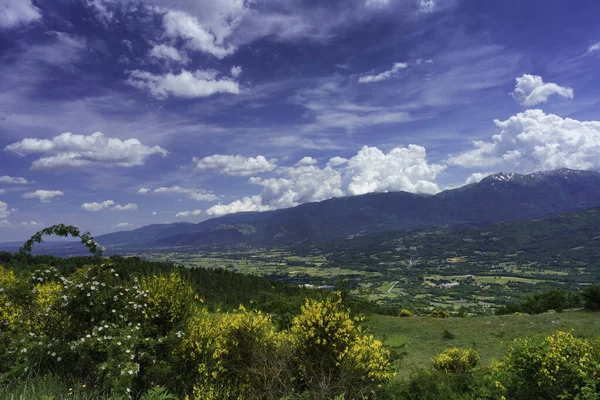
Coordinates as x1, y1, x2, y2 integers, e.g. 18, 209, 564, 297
96, 168, 600, 248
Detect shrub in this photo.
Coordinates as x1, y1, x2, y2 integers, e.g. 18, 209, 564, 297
178, 306, 292, 399
581, 285, 600, 311
399, 309, 413, 317
290, 293, 393, 399
497, 330, 600, 400
431, 348, 479, 373
442, 329, 455, 340
428, 309, 450, 318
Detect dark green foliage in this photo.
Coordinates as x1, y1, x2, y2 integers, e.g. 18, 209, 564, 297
496, 289, 579, 315
582, 285, 600, 310
442, 329, 455, 340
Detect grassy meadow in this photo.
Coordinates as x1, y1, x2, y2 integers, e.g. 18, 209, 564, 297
366, 310, 600, 377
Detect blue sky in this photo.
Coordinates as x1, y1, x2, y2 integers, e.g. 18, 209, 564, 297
1, 0, 600, 241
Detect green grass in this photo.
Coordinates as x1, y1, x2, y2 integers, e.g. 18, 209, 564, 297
366, 310, 600, 378
0, 374, 109, 400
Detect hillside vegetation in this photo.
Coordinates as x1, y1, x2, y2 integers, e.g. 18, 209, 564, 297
1, 225, 599, 399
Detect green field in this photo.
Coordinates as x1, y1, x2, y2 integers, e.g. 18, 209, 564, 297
366, 310, 600, 377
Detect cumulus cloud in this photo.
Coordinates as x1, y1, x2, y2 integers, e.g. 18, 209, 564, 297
327, 157, 348, 167
22, 190, 64, 203
345, 145, 445, 195
0, 0, 41, 29
448, 109, 600, 172
194, 155, 277, 176
149, 44, 189, 64
162, 10, 236, 59
0, 176, 31, 184
206, 195, 274, 216
296, 156, 318, 166
143, 186, 218, 201
175, 209, 202, 218
358, 62, 408, 83
81, 200, 138, 212
116, 222, 133, 228
5, 132, 167, 169
128, 69, 240, 99
588, 42, 600, 53
207, 144, 446, 216
0, 201, 12, 219
464, 172, 493, 185
230, 66, 243, 77
511, 74, 574, 106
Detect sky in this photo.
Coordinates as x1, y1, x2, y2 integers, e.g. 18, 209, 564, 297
1, 0, 600, 242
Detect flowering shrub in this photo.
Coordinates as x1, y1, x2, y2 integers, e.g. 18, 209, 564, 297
291, 293, 393, 398
1, 226, 396, 399
178, 306, 292, 399
428, 309, 451, 318
497, 330, 600, 400
399, 309, 413, 317
431, 348, 479, 373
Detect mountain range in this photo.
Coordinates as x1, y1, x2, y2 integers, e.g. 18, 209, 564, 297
96, 168, 600, 249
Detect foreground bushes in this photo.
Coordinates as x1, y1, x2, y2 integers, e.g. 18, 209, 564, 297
395, 331, 600, 400
0, 259, 391, 399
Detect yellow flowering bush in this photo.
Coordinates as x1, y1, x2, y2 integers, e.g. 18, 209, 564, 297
141, 272, 198, 334
291, 293, 392, 398
498, 330, 600, 400
178, 306, 292, 399
428, 309, 450, 318
399, 309, 413, 317
431, 347, 479, 373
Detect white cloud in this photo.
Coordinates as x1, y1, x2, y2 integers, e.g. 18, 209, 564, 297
137, 188, 151, 195
344, 145, 445, 195
358, 62, 408, 83
230, 65, 243, 77
587, 42, 600, 53
208, 144, 445, 215
0, 201, 12, 219
296, 156, 318, 166
0, 220, 11, 228
175, 209, 202, 218
149, 44, 189, 64
365, 0, 389, 8
19, 221, 42, 227
22, 190, 64, 203
194, 155, 277, 176
162, 10, 236, 59
116, 222, 133, 228
5, 132, 167, 169
81, 200, 138, 211
128, 69, 240, 99
81, 200, 115, 212
152, 211, 157, 215
150, 186, 218, 201
113, 203, 138, 211
0, 176, 31, 185
249, 165, 344, 209
327, 157, 348, 167
464, 172, 493, 185
418, 0, 436, 13
511, 74, 574, 106
0, 0, 41, 29
206, 195, 274, 216
448, 109, 600, 172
